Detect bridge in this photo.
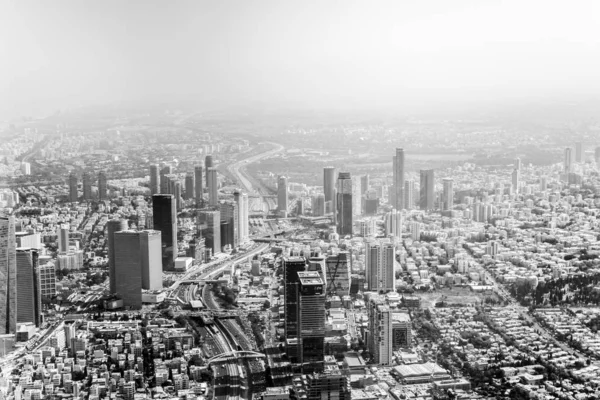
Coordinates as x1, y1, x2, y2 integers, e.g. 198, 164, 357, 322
207, 350, 265, 364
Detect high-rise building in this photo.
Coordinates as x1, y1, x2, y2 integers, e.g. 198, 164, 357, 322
305, 369, 350, 400
0, 216, 17, 334
311, 194, 325, 217
564, 147, 573, 174
297, 271, 326, 372
68, 173, 78, 202
16, 248, 41, 326
336, 172, 353, 236
410, 222, 421, 241
219, 201, 239, 249
184, 173, 194, 201
194, 165, 204, 203
404, 180, 414, 210
160, 165, 172, 194
114, 231, 143, 309
198, 210, 221, 255
419, 169, 434, 210
393, 148, 405, 210
368, 296, 393, 365
277, 176, 289, 215
98, 171, 107, 200
205, 155, 214, 188
139, 230, 162, 290
595, 147, 600, 164
361, 174, 369, 195
323, 167, 336, 217
207, 167, 218, 206
365, 240, 395, 293
575, 142, 583, 163
82, 172, 93, 200
283, 257, 306, 342
385, 209, 403, 238
540, 177, 548, 192
392, 312, 412, 349
351, 176, 362, 217
107, 219, 128, 294
442, 178, 454, 211
173, 181, 183, 211
233, 191, 249, 244
514, 158, 521, 171
58, 224, 70, 254
325, 252, 350, 297
150, 164, 160, 195
511, 169, 520, 195
38, 262, 56, 298
20, 162, 31, 175
152, 195, 177, 270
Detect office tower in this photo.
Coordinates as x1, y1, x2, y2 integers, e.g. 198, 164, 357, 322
107, 219, 128, 294
596, 147, 600, 164
207, 167, 218, 206
98, 171, 107, 200
361, 174, 369, 194
194, 165, 204, 203
160, 166, 172, 194
351, 176, 362, 216
297, 271, 326, 372
514, 158, 521, 170
540, 177, 548, 191
219, 220, 232, 249
68, 173, 78, 202
442, 178, 454, 211
82, 172, 93, 200
392, 312, 412, 349
233, 191, 249, 244
297, 198, 304, 215
16, 248, 41, 327
368, 297, 393, 365
311, 194, 325, 217
306, 369, 350, 400
205, 155, 214, 188
575, 142, 583, 163
113, 231, 148, 309
152, 194, 177, 270
419, 169, 435, 210
173, 181, 183, 210
564, 147, 573, 174
38, 262, 56, 298
336, 172, 353, 236
385, 209, 402, 237
58, 224, 70, 254
365, 240, 395, 293
219, 201, 239, 248
323, 167, 336, 217
308, 256, 326, 286
198, 210, 221, 255
410, 222, 421, 241
139, 230, 162, 290
20, 162, 31, 175
184, 173, 194, 201
283, 257, 306, 341
404, 180, 414, 210
393, 148, 405, 210
0, 217, 16, 334
149, 164, 160, 195
277, 176, 289, 214
511, 169, 520, 195
325, 252, 350, 297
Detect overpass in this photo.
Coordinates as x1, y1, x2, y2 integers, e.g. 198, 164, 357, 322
207, 350, 265, 364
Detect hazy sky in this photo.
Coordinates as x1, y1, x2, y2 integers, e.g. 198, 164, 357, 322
1, 0, 599, 117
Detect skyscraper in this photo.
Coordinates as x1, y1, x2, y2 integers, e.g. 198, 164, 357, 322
283, 257, 306, 342
207, 167, 218, 206
152, 194, 177, 270
514, 158, 521, 171
297, 271, 325, 372
361, 174, 369, 195
58, 224, 70, 254
139, 230, 162, 290
393, 148, 405, 210
107, 219, 128, 294
365, 240, 395, 293
419, 169, 434, 210
114, 231, 155, 309
184, 173, 194, 201
150, 164, 160, 195
194, 165, 204, 203
98, 171, 107, 200
404, 180, 414, 209
205, 155, 214, 188
575, 142, 583, 163
336, 172, 353, 236
385, 209, 403, 238
325, 252, 350, 297
311, 194, 325, 217
198, 210, 221, 255
160, 165, 172, 194
0, 216, 16, 334
323, 167, 336, 217
511, 169, 520, 195
564, 147, 573, 174
234, 191, 249, 244
442, 178, 454, 210
277, 176, 289, 215
38, 262, 56, 298
219, 201, 239, 249
82, 172, 93, 200
174, 181, 183, 210
351, 176, 362, 216
368, 296, 393, 365
16, 248, 41, 327
68, 173, 78, 202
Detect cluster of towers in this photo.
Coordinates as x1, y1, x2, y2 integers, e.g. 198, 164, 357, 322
67, 171, 108, 202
